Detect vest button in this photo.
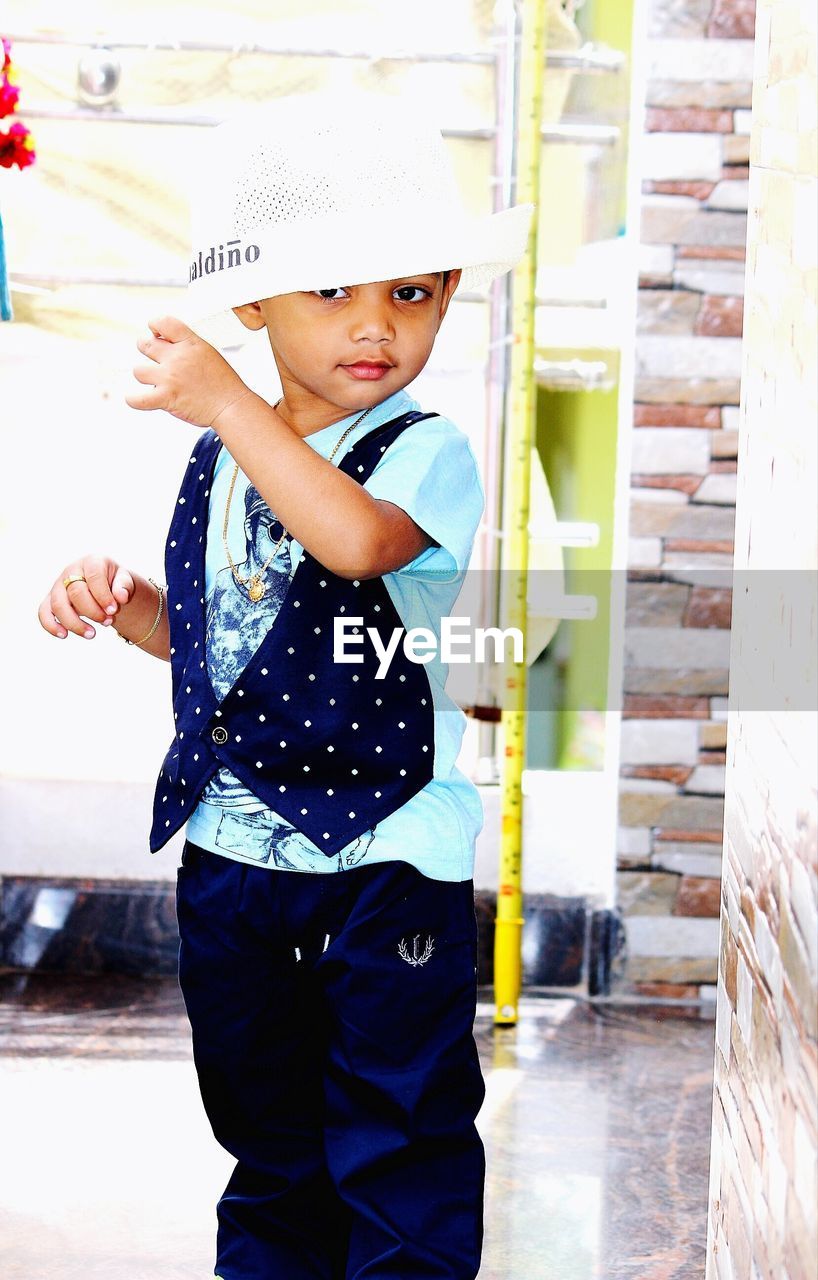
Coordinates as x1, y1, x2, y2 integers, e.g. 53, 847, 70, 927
211, 726, 228, 745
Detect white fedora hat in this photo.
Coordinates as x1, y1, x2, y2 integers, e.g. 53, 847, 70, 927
178, 87, 534, 347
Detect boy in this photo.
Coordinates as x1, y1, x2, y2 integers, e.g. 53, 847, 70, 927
39, 90, 532, 1278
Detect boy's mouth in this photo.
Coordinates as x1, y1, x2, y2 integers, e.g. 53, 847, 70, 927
340, 360, 394, 381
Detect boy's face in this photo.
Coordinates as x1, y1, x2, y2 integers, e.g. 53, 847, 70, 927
232, 270, 462, 426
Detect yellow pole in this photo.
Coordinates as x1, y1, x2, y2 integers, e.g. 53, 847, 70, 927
493, 0, 547, 1026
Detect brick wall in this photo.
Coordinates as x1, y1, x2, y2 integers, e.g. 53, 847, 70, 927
705, 0, 818, 1272
616, 0, 757, 995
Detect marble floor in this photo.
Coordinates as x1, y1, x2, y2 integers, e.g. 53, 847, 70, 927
0, 974, 716, 1280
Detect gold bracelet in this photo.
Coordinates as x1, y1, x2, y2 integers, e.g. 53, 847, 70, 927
119, 577, 166, 647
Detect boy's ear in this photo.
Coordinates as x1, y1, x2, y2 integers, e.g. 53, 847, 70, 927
436, 269, 462, 330
232, 302, 268, 332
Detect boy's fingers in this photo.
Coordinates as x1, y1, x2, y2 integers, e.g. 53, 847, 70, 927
37, 596, 69, 638
61, 578, 108, 625
136, 333, 169, 360
111, 567, 135, 601
148, 315, 195, 343
84, 559, 119, 612
125, 390, 160, 412
132, 363, 159, 386
47, 585, 96, 639
38, 560, 134, 637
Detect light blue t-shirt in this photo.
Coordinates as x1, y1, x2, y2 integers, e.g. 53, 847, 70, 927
185, 387, 486, 881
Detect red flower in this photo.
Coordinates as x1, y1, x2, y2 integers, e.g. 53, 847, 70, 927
0, 120, 35, 170
0, 71, 20, 119
0, 39, 36, 171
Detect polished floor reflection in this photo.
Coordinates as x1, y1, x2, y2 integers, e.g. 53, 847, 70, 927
0, 975, 715, 1279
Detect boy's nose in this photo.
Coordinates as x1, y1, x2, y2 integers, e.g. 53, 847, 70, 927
347, 297, 396, 345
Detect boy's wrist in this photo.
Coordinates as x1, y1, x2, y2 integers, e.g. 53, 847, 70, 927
210, 387, 263, 435
111, 574, 163, 645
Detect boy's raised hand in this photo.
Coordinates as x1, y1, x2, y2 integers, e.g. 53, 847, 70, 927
38, 555, 135, 640
127, 315, 254, 429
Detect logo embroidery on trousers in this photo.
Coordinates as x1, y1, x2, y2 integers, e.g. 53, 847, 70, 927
398, 934, 435, 967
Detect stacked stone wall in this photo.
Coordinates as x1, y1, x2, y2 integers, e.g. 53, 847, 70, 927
618, 0, 757, 995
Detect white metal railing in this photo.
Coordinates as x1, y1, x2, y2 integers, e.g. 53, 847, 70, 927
534, 357, 616, 389
21, 103, 620, 145
6, 31, 626, 73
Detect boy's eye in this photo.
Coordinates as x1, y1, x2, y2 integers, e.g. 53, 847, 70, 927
393, 285, 429, 302
310, 285, 430, 303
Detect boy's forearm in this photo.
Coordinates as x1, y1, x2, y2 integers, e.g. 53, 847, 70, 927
112, 573, 171, 661
212, 394, 383, 579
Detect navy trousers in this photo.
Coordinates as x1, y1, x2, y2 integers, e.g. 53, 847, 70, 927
175, 841, 486, 1280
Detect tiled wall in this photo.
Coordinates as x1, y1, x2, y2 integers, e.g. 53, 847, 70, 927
705, 0, 818, 1273
616, 0, 756, 995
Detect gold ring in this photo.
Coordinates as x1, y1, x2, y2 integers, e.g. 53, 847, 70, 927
63, 575, 87, 589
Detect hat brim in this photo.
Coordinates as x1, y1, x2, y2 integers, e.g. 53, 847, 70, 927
179, 202, 535, 349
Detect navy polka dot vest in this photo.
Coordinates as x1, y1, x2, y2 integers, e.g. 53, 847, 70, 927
149, 410, 439, 855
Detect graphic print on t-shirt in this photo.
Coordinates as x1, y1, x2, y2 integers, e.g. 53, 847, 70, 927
205, 483, 292, 702
200, 478, 377, 870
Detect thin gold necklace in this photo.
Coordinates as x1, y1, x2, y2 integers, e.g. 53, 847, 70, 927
222, 401, 374, 602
